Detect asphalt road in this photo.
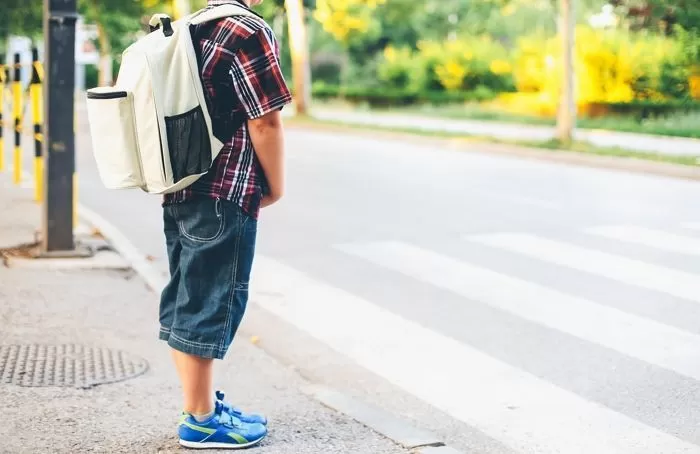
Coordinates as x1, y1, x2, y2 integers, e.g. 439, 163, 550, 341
71, 105, 700, 454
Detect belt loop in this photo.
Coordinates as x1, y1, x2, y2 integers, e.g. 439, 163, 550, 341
215, 197, 222, 217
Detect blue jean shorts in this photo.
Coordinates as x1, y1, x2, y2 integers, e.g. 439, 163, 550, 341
159, 197, 257, 360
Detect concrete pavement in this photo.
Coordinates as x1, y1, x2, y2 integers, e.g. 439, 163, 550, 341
0, 175, 414, 453
312, 108, 700, 157
13, 99, 700, 453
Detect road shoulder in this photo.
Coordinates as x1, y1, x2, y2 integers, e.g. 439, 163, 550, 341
286, 118, 700, 182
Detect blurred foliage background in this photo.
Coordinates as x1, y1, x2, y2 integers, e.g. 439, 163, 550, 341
2, 0, 700, 134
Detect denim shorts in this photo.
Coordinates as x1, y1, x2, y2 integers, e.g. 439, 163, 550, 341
158, 197, 257, 360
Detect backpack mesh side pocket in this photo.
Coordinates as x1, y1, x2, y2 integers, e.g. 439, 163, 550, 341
165, 106, 212, 183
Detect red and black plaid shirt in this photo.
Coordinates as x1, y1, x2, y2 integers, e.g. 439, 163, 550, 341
164, 0, 292, 219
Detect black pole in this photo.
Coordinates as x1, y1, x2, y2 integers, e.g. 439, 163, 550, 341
42, 0, 77, 253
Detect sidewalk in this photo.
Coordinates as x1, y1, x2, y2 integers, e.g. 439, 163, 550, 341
0, 175, 409, 454
312, 108, 700, 157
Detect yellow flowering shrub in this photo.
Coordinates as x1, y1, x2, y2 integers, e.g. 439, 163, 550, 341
313, 0, 386, 42
378, 36, 514, 94
513, 26, 685, 106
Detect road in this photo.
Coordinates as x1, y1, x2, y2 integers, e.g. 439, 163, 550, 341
314, 108, 700, 157
71, 104, 700, 453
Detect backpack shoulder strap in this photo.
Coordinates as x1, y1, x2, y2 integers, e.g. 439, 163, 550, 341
188, 4, 258, 26
148, 13, 172, 29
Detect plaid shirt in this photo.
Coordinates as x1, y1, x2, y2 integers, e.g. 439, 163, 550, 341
164, 0, 292, 219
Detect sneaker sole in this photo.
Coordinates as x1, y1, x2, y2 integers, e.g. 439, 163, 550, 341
179, 434, 266, 450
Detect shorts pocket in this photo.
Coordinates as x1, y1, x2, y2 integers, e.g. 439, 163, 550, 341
177, 199, 225, 243
86, 88, 144, 189
165, 106, 212, 184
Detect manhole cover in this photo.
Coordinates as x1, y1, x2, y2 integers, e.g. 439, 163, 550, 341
0, 344, 148, 389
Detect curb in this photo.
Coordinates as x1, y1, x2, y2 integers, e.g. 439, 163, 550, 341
76, 205, 168, 293
415, 447, 467, 454
302, 384, 443, 450
301, 384, 466, 454
286, 121, 700, 182
75, 204, 467, 454
448, 139, 700, 181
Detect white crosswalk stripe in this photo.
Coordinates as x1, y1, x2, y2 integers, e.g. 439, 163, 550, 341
251, 255, 700, 454
336, 241, 700, 381
585, 225, 700, 255
467, 233, 700, 303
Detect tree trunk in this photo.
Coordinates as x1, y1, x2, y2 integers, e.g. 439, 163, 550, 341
96, 22, 113, 87
556, 0, 575, 145
284, 0, 311, 116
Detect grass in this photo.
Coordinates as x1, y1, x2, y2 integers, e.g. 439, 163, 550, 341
317, 101, 700, 139
529, 138, 699, 167
410, 105, 700, 139
286, 115, 700, 168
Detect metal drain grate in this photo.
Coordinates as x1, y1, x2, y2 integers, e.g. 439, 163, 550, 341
0, 344, 148, 388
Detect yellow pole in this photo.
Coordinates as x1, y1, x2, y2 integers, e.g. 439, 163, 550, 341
30, 48, 43, 202
0, 58, 5, 173
12, 54, 22, 185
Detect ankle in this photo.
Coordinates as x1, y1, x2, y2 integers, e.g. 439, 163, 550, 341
185, 402, 215, 417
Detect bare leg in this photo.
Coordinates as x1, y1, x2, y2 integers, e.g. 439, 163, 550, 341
171, 349, 215, 415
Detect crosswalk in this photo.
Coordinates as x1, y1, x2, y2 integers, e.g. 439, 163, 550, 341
469, 233, 700, 303
251, 221, 700, 454
585, 225, 700, 255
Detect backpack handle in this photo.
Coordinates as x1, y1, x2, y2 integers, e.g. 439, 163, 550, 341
148, 14, 174, 37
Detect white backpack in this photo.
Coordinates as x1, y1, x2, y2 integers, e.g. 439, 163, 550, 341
85, 4, 257, 194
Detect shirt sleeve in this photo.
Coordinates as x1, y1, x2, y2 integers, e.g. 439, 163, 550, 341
230, 27, 293, 120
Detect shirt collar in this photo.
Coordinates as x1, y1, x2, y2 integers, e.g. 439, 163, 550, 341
207, 0, 263, 18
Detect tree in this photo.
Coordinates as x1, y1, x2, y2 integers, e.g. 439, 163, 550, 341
610, 0, 700, 33
285, 0, 312, 115
557, 0, 575, 144
0, 1, 42, 39
79, 0, 147, 86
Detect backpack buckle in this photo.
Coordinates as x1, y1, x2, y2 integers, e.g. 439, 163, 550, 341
148, 14, 174, 37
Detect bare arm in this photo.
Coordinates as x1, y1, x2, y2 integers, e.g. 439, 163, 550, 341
229, 27, 292, 209
249, 110, 285, 208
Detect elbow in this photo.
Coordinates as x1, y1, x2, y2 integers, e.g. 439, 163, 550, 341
249, 110, 283, 134
268, 186, 284, 202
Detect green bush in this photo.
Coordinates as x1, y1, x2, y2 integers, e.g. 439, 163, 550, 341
312, 83, 497, 107
83, 59, 121, 89
85, 65, 98, 89
591, 99, 700, 119
376, 37, 515, 95
311, 58, 343, 85
658, 62, 691, 100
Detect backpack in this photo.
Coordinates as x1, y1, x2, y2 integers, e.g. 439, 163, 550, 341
85, 4, 258, 194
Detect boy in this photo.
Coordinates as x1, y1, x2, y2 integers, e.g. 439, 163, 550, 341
158, 0, 291, 448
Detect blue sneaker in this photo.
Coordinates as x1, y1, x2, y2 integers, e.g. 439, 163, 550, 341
178, 401, 267, 449
216, 390, 268, 426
